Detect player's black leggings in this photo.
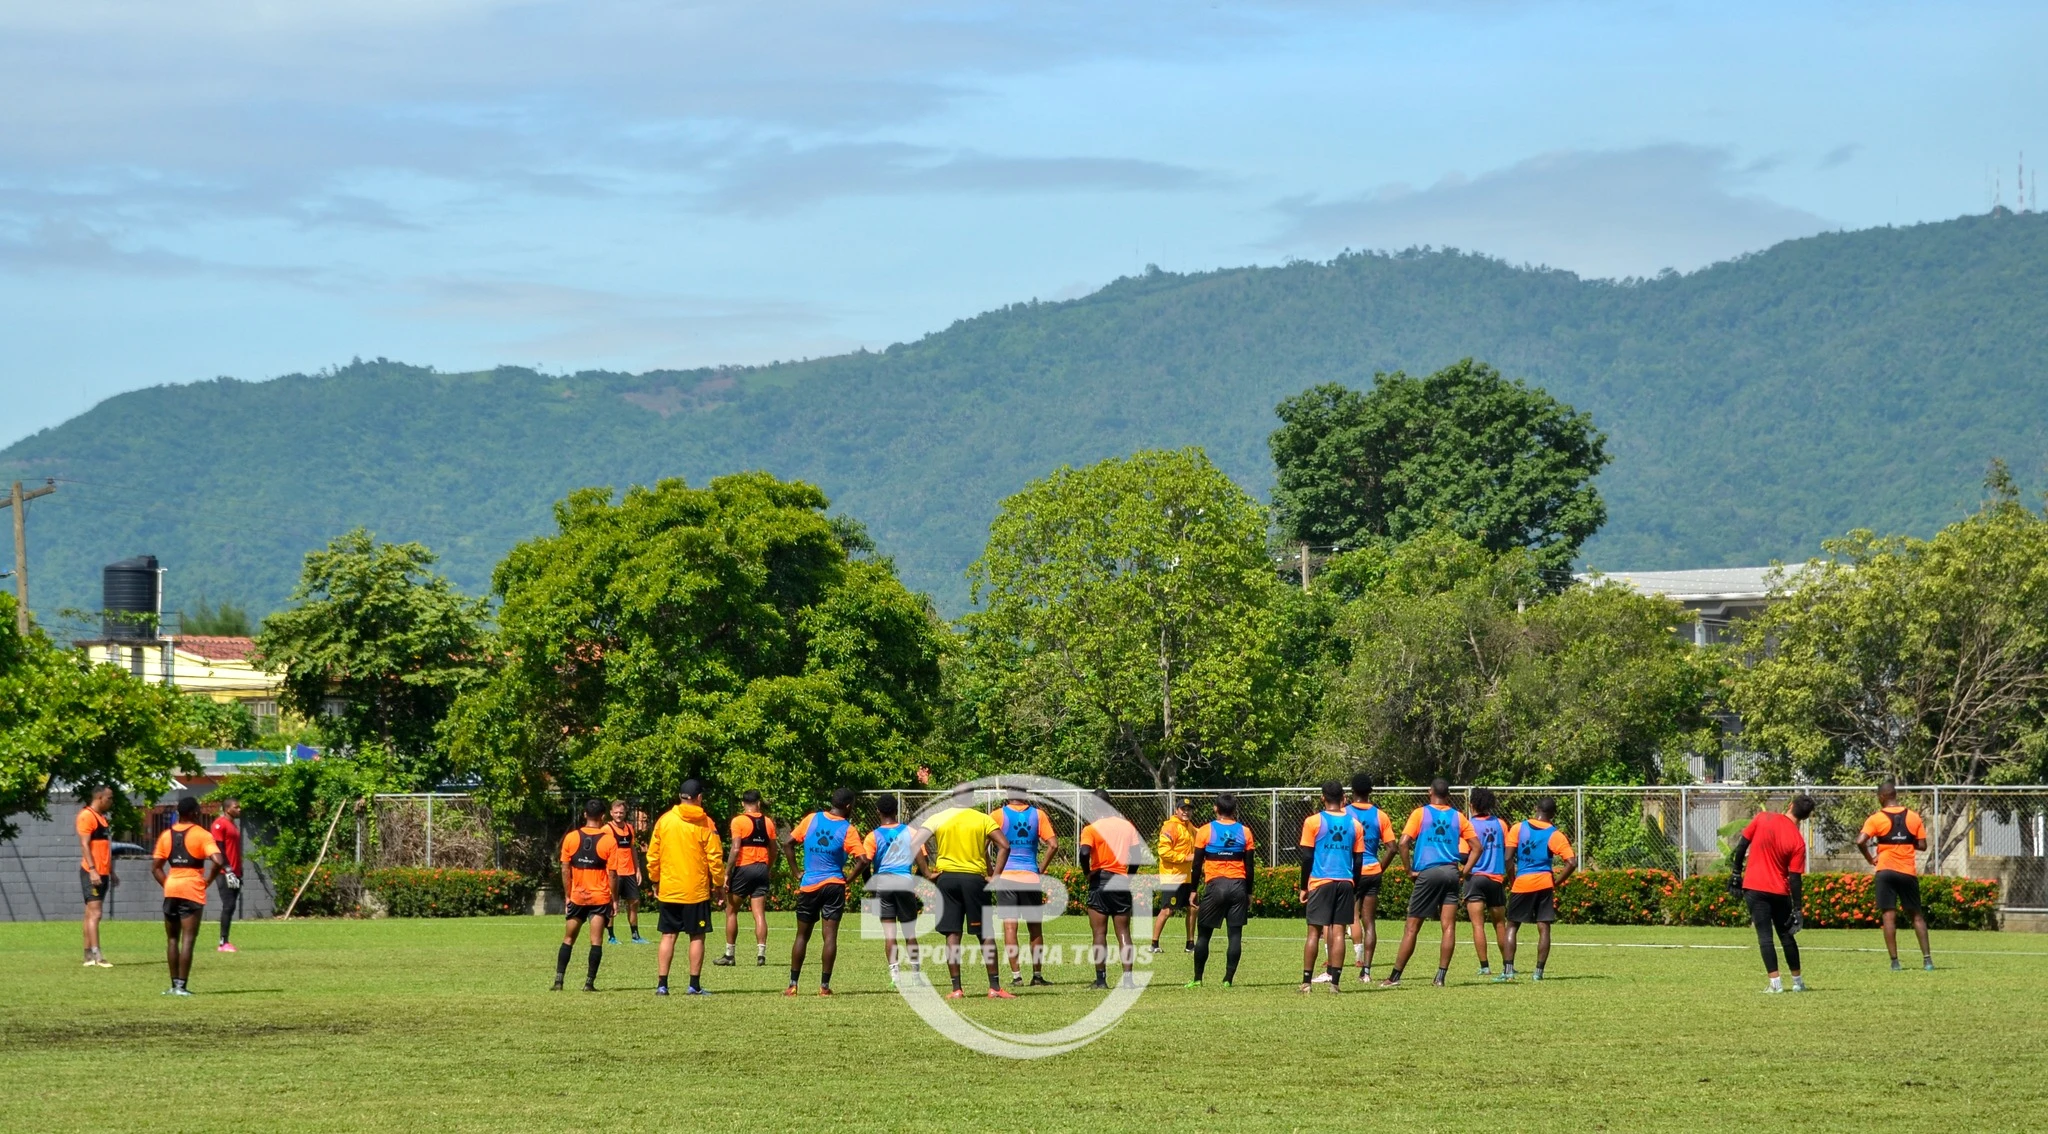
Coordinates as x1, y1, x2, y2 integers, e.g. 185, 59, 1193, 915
1192, 924, 1242, 982
218, 885, 238, 943
1745, 890, 1800, 973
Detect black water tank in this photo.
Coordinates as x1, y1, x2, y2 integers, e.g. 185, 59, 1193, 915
102, 555, 160, 640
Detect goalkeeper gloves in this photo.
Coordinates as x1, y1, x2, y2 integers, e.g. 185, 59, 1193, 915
1726, 872, 1744, 895
1788, 908, 1802, 934
224, 871, 242, 890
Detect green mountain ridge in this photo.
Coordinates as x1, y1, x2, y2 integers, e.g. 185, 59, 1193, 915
7, 211, 2047, 626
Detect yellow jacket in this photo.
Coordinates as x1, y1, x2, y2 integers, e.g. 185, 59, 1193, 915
1156, 816, 1196, 882
647, 802, 725, 903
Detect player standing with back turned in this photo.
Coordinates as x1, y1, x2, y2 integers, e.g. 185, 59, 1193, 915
1462, 788, 1511, 978
1186, 793, 1256, 989
1346, 774, 1396, 984
1383, 779, 1480, 988
1501, 795, 1575, 981
152, 797, 223, 996
784, 788, 867, 996
1730, 795, 1814, 993
1856, 779, 1934, 971
1299, 780, 1364, 993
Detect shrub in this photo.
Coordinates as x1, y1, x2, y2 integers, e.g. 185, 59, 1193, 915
271, 864, 362, 917
1556, 868, 1673, 925
362, 868, 537, 917
1663, 875, 1748, 927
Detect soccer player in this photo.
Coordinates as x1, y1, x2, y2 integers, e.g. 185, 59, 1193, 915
1856, 779, 1933, 971
76, 785, 115, 968
1383, 778, 1480, 988
1299, 780, 1364, 993
555, 798, 618, 991
1079, 800, 1145, 989
923, 794, 1013, 999
1346, 773, 1396, 984
209, 798, 244, 953
991, 788, 1058, 987
647, 780, 725, 996
1150, 798, 1198, 954
151, 796, 223, 995
717, 790, 777, 967
1729, 795, 1815, 994
1501, 795, 1576, 981
784, 787, 867, 996
1462, 788, 1511, 977
862, 794, 926, 980
605, 800, 646, 946
1186, 792, 1256, 989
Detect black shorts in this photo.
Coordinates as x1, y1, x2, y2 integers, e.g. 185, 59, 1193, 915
1875, 870, 1922, 913
80, 869, 110, 904
1197, 878, 1251, 929
794, 882, 847, 924
658, 900, 712, 937
870, 886, 922, 923
1087, 881, 1134, 918
611, 874, 640, 902
1462, 875, 1507, 909
1353, 872, 1383, 900
1408, 864, 1462, 918
1506, 888, 1556, 924
1305, 880, 1356, 927
992, 880, 1045, 914
1159, 881, 1194, 910
728, 862, 772, 900
934, 872, 990, 938
566, 901, 612, 923
163, 898, 204, 920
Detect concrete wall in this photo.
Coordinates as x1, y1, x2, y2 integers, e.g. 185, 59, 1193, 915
0, 793, 276, 923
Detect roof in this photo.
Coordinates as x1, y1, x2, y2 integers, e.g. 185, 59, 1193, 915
175, 635, 258, 662
1581, 566, 1795, 602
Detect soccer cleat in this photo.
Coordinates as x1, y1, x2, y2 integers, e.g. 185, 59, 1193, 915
946, 988, 968, 1000
1184, 941, 1196, 953
217, 942, 238, 954
1764, 985, 1783, 994
1492, 973, 1513, 983
987, 988, 1016, 999
1121, 976, 1138, 990
631, 933, 648, 945
1184, 979, 1204, 989
1030, 975, 1053, 988
1091, 977, 1110, 990
550, 977, 564, 991
94, 953, 112, 968
712, 955, 736, 966
1310, 971, 1332, 984
782, 985, 800, 997
1220, 979, 1234, 989
1431, 975, 1446, 988
582, 982, 597, 993
1477, 964, 1491, 976
1532, 970, 1544, 982
1010, 971, 1024, 986
1790, 977, 1807, 992
1356, 969, 1372, 985
1326, 979, 1342, 994
1891, 958, 1903, 971
654, 986, 670, 996
84, 958, 99, 968
1923, 958, 1935, 971
606, 934, 618, 946
755, 954, 767, 966
685, 986, 711, 996
1380, 976, 1402, 988
1297, 983, 1313, 994
818, 987, 835, 997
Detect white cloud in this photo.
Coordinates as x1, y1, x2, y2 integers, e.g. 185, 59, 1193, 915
1271, 145, 1833, 278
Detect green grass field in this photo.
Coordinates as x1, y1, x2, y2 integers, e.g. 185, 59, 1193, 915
5, 915, 2046, 1132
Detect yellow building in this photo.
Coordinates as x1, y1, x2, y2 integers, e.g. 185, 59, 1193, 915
80, 635, 289, 731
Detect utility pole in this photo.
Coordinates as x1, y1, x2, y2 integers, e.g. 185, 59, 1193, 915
3, 479, 57, 636
1299, 542, 1311, 592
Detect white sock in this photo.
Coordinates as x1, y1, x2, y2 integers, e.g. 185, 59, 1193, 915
721, 944, 734, 957
756, 943, 766, 957
888, 961, 900, 973
1352, 943, 1363, 963
1769, 976, 1783, 991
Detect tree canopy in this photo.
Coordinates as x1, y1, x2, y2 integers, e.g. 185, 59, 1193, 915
1269, 360, 1609, 574
444, 473, 945, 816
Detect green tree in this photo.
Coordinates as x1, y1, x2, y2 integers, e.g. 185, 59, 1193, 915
181, 596, 252, 636
963, 448, 1293, 790
1728, 465, 2048, 785
1269, 360, 1609, 574
0, 594, 200, 839
254, 529, 488, 782
443, 474, 945, 816
1301, 530, 1720, 786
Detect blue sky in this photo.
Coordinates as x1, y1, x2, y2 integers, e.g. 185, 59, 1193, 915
3, 0, 2045, 445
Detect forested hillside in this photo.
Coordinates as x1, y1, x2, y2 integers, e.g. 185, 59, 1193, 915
6, 211, 2047, 625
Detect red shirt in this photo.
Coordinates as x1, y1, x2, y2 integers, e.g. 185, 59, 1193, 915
209, 816, 243, 874
1739, 811, 1806, 896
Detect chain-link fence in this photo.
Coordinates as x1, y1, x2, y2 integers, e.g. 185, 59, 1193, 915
364, 785, 2048, 912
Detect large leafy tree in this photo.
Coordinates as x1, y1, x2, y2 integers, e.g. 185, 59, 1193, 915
444, 474, 944, 816
0, 594, 205, 839
1728, 465, 2048, 785
1300, 531, 1721, 786
255, 529, 489, 781
1269, 359, 1609, 574
963, 448, 1295, 790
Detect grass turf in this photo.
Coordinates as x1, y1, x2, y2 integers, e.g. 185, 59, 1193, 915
4, 914, 2045, 1132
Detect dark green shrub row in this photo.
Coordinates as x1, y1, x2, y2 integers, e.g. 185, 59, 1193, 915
270, 866, 537, 917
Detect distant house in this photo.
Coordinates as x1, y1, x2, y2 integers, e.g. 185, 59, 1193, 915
1581, 566, 1793, 646
77, 634, 288, 732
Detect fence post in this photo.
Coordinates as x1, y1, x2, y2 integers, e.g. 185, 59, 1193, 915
1678, 786, 1689, 880
426, 795, 434, 868
1269, 790, 1280, 867
1575, 789, 1586, 867
1931, 786, 1942, 874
